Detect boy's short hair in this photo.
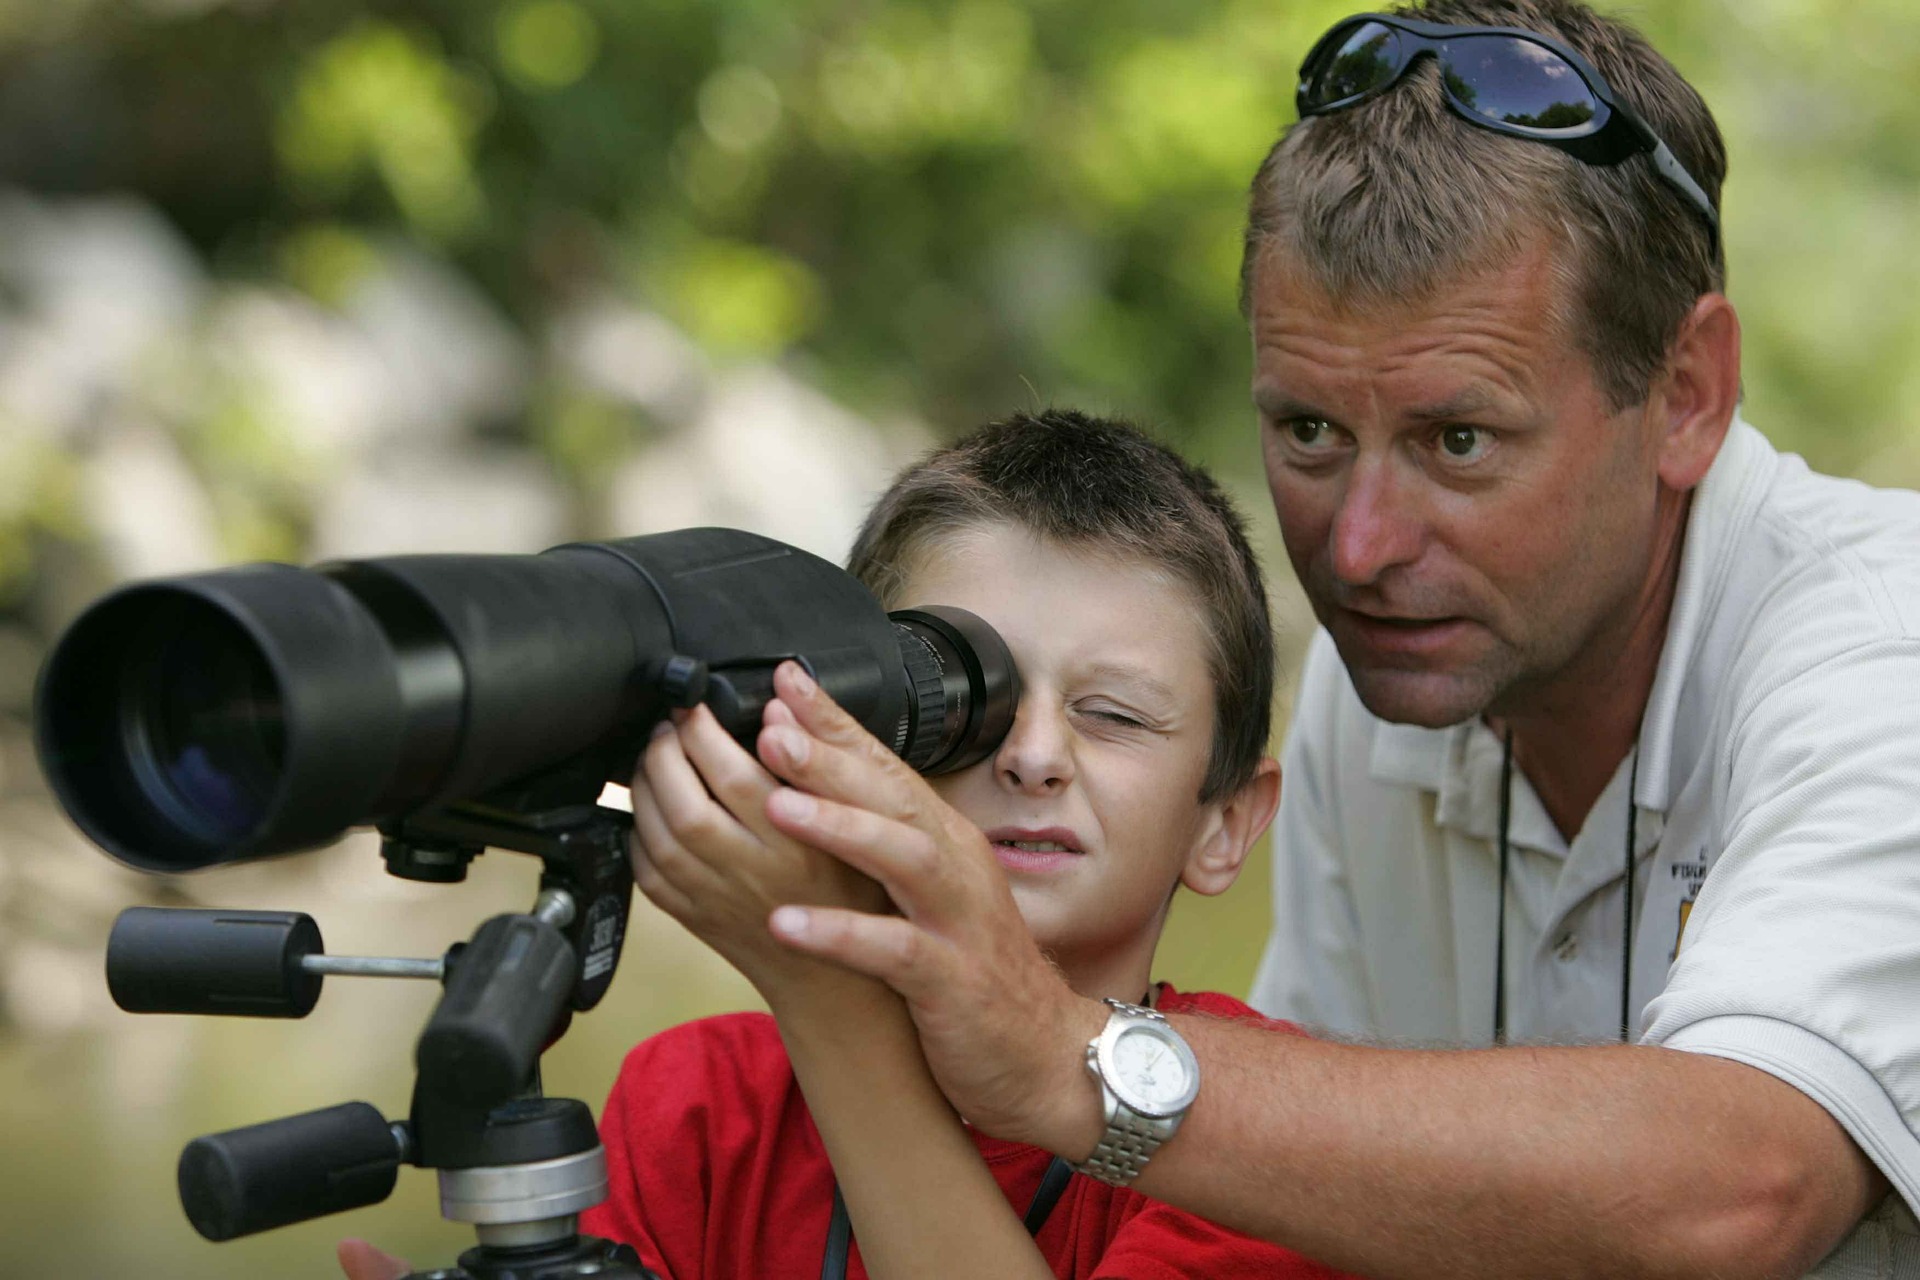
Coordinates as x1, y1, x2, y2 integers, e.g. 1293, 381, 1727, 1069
847, 408, 1273, 802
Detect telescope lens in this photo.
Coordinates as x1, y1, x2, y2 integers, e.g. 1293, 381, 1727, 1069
125, 606, 287, 845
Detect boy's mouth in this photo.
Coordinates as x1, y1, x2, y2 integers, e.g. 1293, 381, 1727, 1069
985, 826, 1084, 873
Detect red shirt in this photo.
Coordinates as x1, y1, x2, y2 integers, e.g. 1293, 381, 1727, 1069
581, 985, 1358, 1279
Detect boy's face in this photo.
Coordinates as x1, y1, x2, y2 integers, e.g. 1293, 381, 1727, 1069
897, 522, 1260, 997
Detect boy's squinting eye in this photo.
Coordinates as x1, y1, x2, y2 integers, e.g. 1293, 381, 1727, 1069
1078, 703, 1150, 730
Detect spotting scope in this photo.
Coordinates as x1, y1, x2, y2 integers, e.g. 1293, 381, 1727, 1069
35, 527, 1018, 872
31, 528, 1020, 1274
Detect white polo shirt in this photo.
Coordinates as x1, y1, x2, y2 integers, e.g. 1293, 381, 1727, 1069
1249, 418, 1920, 1273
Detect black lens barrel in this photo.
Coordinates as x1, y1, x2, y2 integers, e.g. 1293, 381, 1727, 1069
35, 529, 1019, 872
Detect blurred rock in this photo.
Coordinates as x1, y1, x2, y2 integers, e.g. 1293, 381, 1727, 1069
348, 245, 530, 445
611, 362, 932, 562
80, 422, 223, 577
202, 286, 395, 461
552, 296, 709, 423
311, 445, 571, 557
0, 193, 205, 444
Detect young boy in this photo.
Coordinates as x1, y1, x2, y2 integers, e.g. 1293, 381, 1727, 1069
584, 409, 1360, 1279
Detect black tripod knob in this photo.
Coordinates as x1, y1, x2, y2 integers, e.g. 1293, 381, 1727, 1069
179, 1101, 404, 1240
108, 907, 325, 1017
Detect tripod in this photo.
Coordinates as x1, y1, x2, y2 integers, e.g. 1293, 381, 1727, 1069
109, 804, 660, 1279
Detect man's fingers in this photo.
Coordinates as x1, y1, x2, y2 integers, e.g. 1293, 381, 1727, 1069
758, 717, 939, 836
337, 1239, 410, 1280
764, 788, 949, 914
767, 904, 944, 997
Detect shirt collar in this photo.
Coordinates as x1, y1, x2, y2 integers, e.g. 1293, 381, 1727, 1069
1365, 413, 1778, 823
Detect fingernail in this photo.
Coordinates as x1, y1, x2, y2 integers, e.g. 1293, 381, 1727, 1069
768, 788, 815, 820
770, 905, 811, 939
766, 725, 809, 766
650, 720, 674, 740
786, 662, 817, 696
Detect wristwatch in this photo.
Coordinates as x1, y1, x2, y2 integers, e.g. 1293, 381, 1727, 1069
1072, 997, 1201, 1186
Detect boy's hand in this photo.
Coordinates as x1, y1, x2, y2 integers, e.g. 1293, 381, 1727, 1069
337, 1239, 410, 1280
628, 695, 889, 1004
752, 662, 1106, 1157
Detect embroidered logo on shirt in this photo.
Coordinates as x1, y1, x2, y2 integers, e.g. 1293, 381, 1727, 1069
1668, 844, 1710, 958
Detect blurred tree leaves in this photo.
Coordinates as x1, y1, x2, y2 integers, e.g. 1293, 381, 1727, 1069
0, 0, 1915, 592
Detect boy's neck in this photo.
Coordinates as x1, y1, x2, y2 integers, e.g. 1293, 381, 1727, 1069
1058, 941, 1163, 1009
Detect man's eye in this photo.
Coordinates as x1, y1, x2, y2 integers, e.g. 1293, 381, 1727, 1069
1437, 425, 1493, 462
1287, 418, 1336, 448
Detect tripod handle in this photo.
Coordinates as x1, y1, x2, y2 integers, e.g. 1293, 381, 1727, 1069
108, 907, 325, 1017
416, 913, 574, 1108
178, 1101, 404, 1240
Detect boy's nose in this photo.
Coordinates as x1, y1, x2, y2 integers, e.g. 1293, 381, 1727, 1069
993, 702, 1074, 795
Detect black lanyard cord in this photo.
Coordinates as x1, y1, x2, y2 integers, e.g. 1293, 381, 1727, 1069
1623, 747, 1640, 1042
1494, 727, 1514, 1045
1494, 733, 1641, 1047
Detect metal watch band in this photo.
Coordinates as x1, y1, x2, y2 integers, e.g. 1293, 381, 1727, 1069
1073, 998, 1182, 1187
1074, 1099, 1169, 1185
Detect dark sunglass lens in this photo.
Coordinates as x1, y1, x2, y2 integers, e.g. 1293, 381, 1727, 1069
1307, 22, 1402, 108
1441, 36, 1598, 129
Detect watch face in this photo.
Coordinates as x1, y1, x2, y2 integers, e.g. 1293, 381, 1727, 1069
1107, 1023, 1199, 1115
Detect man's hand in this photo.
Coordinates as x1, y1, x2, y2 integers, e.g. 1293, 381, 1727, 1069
749, 661, 1106, 1153
337, 1239, 409, 1280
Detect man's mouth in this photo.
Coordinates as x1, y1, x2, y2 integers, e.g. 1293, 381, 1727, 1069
1337, 608, 1474, 656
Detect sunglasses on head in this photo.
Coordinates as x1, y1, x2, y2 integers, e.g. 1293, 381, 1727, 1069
1296, 12, 1719, 255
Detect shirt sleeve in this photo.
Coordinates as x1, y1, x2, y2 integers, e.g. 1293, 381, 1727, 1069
1248, 629, 1374, 1034
1641, 635, 1920, 1215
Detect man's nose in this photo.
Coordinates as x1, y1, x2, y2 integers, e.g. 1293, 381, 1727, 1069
1330, 458, 1426, 586
994, 700, 1075, 796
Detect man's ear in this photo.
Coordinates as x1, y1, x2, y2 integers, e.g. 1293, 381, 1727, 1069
1181, 757, 1282, 898
1650, 292, 1741, 492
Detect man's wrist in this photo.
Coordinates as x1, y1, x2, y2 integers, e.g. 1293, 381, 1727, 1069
1043, 996, 1112, 1161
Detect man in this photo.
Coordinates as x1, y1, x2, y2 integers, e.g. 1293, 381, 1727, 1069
636, 2, 1920, 1276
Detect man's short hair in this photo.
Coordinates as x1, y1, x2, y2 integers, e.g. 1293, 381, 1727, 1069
847, 408, 1274, 802
1242, 0, 1726, 410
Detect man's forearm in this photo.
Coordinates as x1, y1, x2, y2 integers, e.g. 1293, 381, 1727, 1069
1037, 1012, 1882, 1280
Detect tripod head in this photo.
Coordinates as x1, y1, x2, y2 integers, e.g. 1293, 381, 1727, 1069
109, 802, 656, 1279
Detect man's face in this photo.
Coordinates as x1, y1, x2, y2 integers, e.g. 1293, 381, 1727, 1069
1250, 241, 1664, 728
898, 522, 1224, 988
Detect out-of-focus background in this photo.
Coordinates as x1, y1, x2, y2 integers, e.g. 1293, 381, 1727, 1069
1, 0, 1916, 1273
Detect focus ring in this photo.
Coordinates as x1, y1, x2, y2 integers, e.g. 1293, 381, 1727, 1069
895, 625, 949, 771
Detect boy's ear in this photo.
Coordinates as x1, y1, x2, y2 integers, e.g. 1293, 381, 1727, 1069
1180, 757, 1282, 898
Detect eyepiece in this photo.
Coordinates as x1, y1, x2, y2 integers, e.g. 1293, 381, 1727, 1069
889, 606, 1020, 775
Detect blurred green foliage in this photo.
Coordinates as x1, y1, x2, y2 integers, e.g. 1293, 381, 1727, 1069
0, 0, 1916, 600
